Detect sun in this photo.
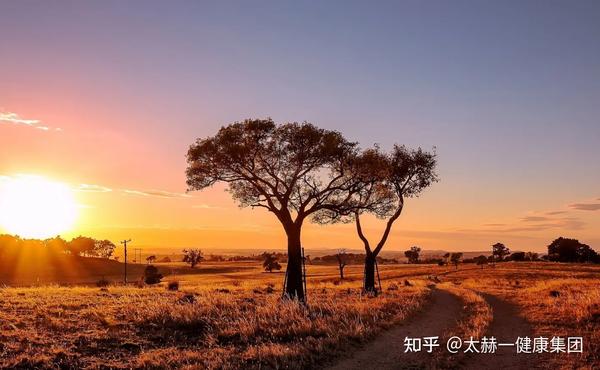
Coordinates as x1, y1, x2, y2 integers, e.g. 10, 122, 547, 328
0, 175, 78, 239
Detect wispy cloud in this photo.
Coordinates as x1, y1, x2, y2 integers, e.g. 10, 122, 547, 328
76, 184, 113, 193
568, 200, 600, 211
192, 204, 223, 209
502, 217, 585, 232
520, 216, 552, 222
124, 189, 191, 198
0, 111, 61, 132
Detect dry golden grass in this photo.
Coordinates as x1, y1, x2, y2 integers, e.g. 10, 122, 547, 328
1, 261, 598, 369
453, 262, 600, 369
439, 283, 492, 340
0, 273, 429, 369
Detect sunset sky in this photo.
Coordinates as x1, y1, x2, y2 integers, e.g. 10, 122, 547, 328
1, 1, 599, 253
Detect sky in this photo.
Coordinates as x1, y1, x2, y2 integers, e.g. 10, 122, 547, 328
1, 0, 599, 253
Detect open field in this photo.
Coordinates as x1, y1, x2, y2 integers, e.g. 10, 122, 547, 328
0, 261, 599, 369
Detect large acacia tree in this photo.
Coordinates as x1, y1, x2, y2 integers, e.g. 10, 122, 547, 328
345, 145, 438, 293
186, 119, 362, 300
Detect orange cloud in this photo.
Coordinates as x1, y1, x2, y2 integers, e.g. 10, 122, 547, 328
123, 189, 191, 198
568, 200, 600, 211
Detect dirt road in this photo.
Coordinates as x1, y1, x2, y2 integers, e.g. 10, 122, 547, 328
324, 290, 540, 370
325, 288, 462, 370
462, 293, 540, 369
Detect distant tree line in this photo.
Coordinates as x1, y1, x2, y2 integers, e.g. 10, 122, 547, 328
0, 234, 116, 259
311, 253, 398, 265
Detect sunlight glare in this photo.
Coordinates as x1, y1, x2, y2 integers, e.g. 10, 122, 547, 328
0, 175, 78, 238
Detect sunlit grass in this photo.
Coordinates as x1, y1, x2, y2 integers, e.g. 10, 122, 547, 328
0, 277, 429, 369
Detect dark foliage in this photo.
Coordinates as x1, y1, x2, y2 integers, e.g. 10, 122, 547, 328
547, 237, 599, 263
143, 265, 163, 285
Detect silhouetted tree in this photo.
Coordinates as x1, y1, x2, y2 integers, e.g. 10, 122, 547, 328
262, 252, 282, 272
450, 252, 463, 270
475, 255, 488, 269
442, 252, 450, 265
334, 145, 438, 293
68, 236, 96, 256
335, 249, 348, 279
547, 237, 599, 263
44, 236, 69, 254
143, 265, 163, 284
509, 251, 526, 261
525, 252, 539, 261
182, 248, 204, 268
404, 246, 421, 264
146, 255, 157, 264
186, 119, 364, 301
492, 242, 510, 263
93, 239, 116, 259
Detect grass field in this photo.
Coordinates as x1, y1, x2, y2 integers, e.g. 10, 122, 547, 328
0, 261, 598, 369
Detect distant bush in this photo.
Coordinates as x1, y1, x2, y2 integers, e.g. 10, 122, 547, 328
262, 252, 282, 272
167, 281, 179, 291
144, 265, 163, 285
96, 277, 110, 287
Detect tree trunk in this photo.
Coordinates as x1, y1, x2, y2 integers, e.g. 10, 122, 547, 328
284, 226, 305, 301
339, 265, 344, 280
364, 252, 377, 294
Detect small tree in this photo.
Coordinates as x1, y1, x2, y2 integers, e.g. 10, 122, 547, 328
143, 265, 163, 284
404, 246, 421, 264
44, 236, 69, 254
525, 252, 539, 261
146, 255, 157, 264
335, 145, 438, 293
335, 249, 348, 279
442, 252, 450, 266
262, 252, 282, 272
475, 255, 488, 269
509, 251, 526, 261
492, 242, 510, 263
68, 236, 96, 256
183, 249, 204, 268
94, 239, 116, 258
450, 252, 463, 270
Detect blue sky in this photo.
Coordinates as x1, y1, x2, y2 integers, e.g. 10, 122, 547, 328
1, 1, 599, 250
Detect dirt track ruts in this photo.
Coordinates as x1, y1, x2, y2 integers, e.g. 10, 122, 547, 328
324, 288, 462, 370
324, 289, 542, 370
462, 293, 540, 370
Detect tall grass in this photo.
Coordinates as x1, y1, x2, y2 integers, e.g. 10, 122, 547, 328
0, 281, 428, 369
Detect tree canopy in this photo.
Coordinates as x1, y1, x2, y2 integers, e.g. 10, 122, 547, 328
547, 237, 599, 263
186, 119, 370, 300
186, 119, 362, 222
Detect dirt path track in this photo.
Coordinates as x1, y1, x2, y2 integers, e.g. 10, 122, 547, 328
325, 288, 462, 370
324, 290, 542, 370
462, 293, 540, 369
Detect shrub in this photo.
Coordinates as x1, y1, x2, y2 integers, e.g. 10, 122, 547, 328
144, 265, 163, 285
96, 277, 110, 287
167, 281, 179, 291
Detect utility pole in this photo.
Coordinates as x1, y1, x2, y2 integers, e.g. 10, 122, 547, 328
120, 239, 132, 283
